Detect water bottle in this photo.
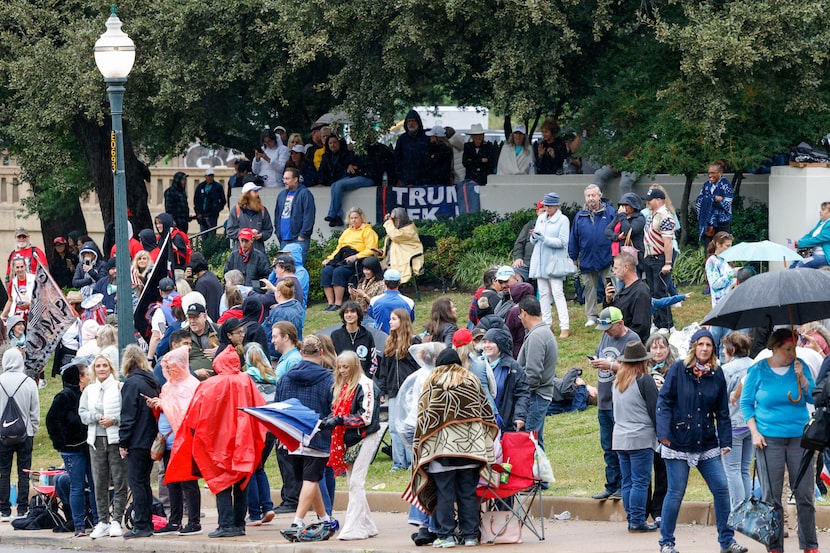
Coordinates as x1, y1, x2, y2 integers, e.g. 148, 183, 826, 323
38, 468, 46, 487
563, 158, 571, 173
9, 483, 16, 506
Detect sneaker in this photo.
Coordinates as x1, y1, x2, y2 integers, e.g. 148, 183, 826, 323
433, 537, 458, 548
261, 510, 276, 524
246, 517, 263, 526
584, 319, 597, 327
654, 516, 662, 528
123, 528, 153, 539
154, 523, 179, 534
720, 543, 748, 553
90, 522, 110, 539
327, 518, 340, 534
0, 513, 10, 522
464, 538, 479, 546
178, 522, 202, 535
109, 520, 123, 537
280, 524, 302, 542
660, 545, 679, 553
38, 378, 47, 389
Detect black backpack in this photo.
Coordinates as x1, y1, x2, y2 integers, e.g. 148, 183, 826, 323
0, 379, 28, 446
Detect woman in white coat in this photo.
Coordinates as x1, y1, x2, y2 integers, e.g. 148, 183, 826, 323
529, 192, 571, 338
78, 354, 127, 539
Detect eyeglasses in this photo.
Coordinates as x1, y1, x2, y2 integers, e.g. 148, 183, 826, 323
231, 329, 246, 336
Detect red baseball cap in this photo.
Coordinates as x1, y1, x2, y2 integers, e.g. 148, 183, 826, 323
53, 236, 67, 245
238, 228, 255, 241
536, 201, 544, 210
452, 328, 473, 348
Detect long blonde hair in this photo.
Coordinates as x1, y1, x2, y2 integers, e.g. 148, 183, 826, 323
317, 334, 337, 370
454, 342, 478, 370
245, 343, 276, 381
615, 360, 648, 393
333, 351, 363, 404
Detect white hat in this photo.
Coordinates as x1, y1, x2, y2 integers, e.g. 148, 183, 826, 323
513, 124, 527, 134
291, 144, 305, 153
425, 125, 446, 138
204, 168, 215, 176
241, 182, 262, 194
275, 125, 286, 133
467, 123, 485, 135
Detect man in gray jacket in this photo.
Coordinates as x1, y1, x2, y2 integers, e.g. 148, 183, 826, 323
0, 348, 39, 520
516, 296, 557, 450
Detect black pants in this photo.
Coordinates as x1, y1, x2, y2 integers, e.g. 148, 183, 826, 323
162, 450, 200, 526
431, 467, 480, 540
216, 479, 247, 529
0, 436, 32, 515
648, 451, 667, 520
127, 448, 154, 532
276, 447, 300, 509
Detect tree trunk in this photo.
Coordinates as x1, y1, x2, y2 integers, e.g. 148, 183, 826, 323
33, 189, 86, 268
71, 114, 152, 242
678, 172, 695, 247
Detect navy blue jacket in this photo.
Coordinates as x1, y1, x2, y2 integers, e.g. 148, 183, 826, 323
568, 202, 616, 273
275, 184, 316, 242
656, 360, 731, 453
275, 360, 334, 452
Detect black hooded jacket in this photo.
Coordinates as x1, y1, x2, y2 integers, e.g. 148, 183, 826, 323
119, 369, 161, 450
240, 297, 269, 354
46, 365, 88, 453
394, 109, 428, 185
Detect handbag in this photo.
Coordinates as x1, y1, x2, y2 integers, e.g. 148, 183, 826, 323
545, 256, 577, 279
480, 511, 523, 544
703, 225, 716, 238
621, 229, 639, 257
343, 442, 362, 464
727, 451, 782, 546
150, 430, 172, 462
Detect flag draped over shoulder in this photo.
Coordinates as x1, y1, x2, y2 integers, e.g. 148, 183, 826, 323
25, 264, 75, 378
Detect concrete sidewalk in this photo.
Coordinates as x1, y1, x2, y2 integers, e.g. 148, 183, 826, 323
0, 495, 819, 553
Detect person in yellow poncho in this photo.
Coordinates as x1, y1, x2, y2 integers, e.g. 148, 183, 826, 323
321, 207, 379, 311
382, 207, 423, 284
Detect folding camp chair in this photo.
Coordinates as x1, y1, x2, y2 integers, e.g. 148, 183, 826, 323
24, 468, 67, 529
477, 431, 545, 542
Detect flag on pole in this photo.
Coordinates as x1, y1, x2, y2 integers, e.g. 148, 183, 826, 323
134, 232, 170, 339
25, 264, 76, 380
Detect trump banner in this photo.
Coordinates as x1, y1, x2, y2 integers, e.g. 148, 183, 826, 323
25, 264, 75, 379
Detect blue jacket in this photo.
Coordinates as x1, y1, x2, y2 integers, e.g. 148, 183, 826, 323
369, 290, 415, 333
275, 184, 316, 242
274, 360, 334, 452
264, 298, 305, 357
568, 202, 615, 273
268, 243, 309, 306
656, 360, 731, 453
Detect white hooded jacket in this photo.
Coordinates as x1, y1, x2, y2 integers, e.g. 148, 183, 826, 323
0, 348, 39, 437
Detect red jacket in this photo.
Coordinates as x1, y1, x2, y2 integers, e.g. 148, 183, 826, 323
165, 347, 265, 493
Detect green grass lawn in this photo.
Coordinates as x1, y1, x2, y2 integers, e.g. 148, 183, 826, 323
32, 280, 717, 501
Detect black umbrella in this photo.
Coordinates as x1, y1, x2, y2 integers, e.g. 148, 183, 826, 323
700, 268, 830, 330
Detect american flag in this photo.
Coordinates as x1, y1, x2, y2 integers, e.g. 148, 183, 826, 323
25, 264, 75, 379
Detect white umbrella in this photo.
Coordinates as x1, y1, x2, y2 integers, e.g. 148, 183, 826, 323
719, 240, 803, 264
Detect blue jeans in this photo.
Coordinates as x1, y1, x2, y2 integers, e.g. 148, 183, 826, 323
796, 253, 828, 269
327, 176, 374, 219
319, 466, 335, 516
247, 439, 275, 519
525, 393, 551, 450
61, 451, 98, 531
617, 448, 654, 527
661, 455, 734, 549
598, 409, 620, 493
708, 325, 729, 363
388, 397, 411, 470
722, 430, 753, 509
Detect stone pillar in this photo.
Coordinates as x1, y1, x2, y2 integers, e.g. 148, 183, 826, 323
768, 165, 830, 246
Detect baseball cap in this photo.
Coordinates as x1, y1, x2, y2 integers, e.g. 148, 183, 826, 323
204, 168, 215, 176
536, 201, 545, 210
495, 266, 515, 282
596, 307, 624, 330
158, 277, 176, 292
186, 303, 206, 317
513, 124, 527, 134
643, 188, 666, 201
384, 268, 402, 281
53, 236, 67, 245
452, 329, 473, 348
238, 228, 255, 242
291, 144, 305, 153
241, 182, 262, 194
275, 125, 286, 133
273, 255, 292, 267
14, 227, 28, 238
425, 125, 446, 137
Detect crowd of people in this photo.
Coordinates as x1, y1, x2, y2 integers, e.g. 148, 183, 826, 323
2, 142, 830, 553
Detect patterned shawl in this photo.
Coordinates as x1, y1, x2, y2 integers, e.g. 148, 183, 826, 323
404, 364, 498, 514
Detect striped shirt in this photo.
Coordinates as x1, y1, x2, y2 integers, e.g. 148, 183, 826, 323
644, 205, 675, 257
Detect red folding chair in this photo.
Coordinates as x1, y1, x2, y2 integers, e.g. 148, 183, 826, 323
23, 468, 66, 528
477, 431, 545, 542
